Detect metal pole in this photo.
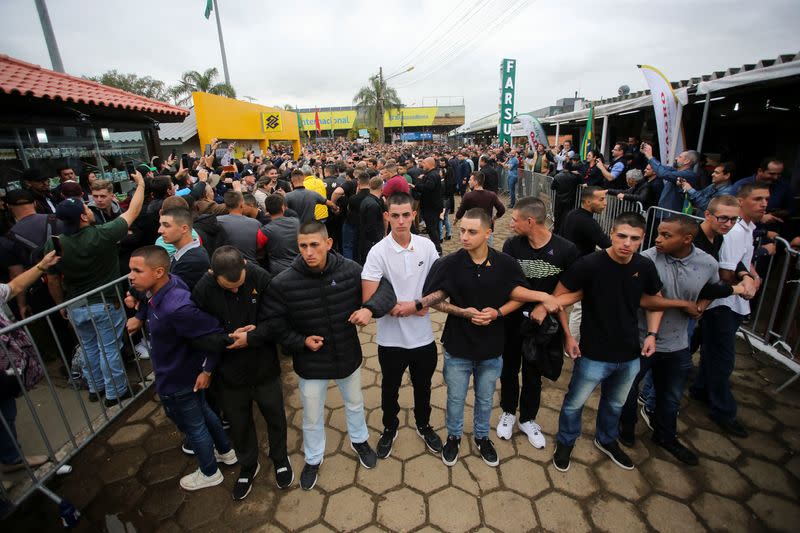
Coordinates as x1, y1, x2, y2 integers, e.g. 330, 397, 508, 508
696, 92, 711, 153
213, 0, 231, 86
600, 115, 609, 158
34, 0, 64, 73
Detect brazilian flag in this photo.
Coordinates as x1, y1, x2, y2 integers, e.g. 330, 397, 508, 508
580, 104, 594, 160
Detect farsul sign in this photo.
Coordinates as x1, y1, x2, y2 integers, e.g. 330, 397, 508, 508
498, 59, 517, 145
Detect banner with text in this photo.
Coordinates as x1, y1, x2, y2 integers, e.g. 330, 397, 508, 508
498, 59, 517, 145
640, 64, 685, 163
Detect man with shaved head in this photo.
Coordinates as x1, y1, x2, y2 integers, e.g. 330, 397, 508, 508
414, 157, 444, 254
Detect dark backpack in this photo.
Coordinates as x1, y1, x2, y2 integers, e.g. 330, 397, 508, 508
9, 214, 59, 266
193, 214, 229, 256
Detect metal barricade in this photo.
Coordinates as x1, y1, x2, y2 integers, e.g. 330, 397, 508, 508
593, 195, 646, 235
644, 206, 799, 391
518, 170, 558, 224
0, 275, 153, 520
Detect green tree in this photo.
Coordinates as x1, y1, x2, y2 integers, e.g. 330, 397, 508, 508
170, 68, 236, 106
85, 70, 171, 102
352, 72, 402, 143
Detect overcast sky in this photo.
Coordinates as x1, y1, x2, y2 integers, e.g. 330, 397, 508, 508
1, 0, 798, 124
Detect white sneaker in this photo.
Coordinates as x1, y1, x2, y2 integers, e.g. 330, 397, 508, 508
496, 412, 516, 440
518, 420, 546, 449
134, 340, 150, 360
179, 468, 224, 491
215, 448, 238, 465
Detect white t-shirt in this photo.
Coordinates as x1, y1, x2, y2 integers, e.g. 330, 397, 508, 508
708, 218, 755, 315
362, 233, 439, 348
0, 283, 12, 321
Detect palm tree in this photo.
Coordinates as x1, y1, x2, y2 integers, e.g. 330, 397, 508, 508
352, 73, 402, 143
170, 68, 236, 106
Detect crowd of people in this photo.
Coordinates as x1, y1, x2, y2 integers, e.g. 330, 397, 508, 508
0, 137, 795, 504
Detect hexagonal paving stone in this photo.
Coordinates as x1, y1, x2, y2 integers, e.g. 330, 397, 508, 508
747, 492, 800, 533
463, 454, 500, 492
377, 487, 425, 532
274, 489, 325, 530
734, 430, 788, 461
429, 487, 481, 532
325, 486, 375, 531
500, 456, 549, 498
640, 458, 698, 500
221, 480, 277, 531
782, 427, 800, 453
739, 457, 798, 499
390, 426, 428, 460
481, 490, 537, 532
451, 461, 479, 495
535, 491, 591, 533
692, 493, 755, 532
143, 428, 183, 454
140, 481, 187, 521
788, 456, 800, 480
684, 427, 741, 461
139, 448, 190, 486
176, 484, 229, 530
358, 456, 402, 494
736, 404, 778, 432
126, 400, 158, 422
594, 460, 652, 501
642, 494, 704, 533
404, 453, 449, 492
546, 461, 599, 498
315, 452, 357, 492
570, 437, 604, 465
696, 458, 751, 498
590, 495, 647, 533
97, 446, 147, 484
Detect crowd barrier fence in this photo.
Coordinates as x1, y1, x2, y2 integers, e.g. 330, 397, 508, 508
0, 275, 153, 525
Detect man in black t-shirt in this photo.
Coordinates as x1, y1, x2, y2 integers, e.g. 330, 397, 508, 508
419, 208, 532, 469
551, 212, 663, 473
342, 172, 370, 261
497, 197, 579, 449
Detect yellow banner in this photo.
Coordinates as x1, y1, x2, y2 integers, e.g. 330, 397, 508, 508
298, 107, 441, 130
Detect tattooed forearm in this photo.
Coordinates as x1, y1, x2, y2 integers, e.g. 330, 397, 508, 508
419, 290, 448, 308
432, 300, 474, 319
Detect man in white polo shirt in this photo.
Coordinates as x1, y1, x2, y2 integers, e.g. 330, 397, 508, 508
692, 182, 769, 438
361, 192, 444, 459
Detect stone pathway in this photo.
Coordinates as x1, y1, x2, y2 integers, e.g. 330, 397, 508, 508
6, 203, 800, 532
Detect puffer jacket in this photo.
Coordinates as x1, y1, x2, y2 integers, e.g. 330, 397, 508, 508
265, 251, 396, 379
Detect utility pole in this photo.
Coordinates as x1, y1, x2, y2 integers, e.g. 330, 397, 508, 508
377, 67, 385, 143
34, 0, 64, 73
213, 0, 232, 86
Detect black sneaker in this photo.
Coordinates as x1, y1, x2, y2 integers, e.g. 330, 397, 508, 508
618, 427, 635, 448
300, 461, 321, 491
87, 390, 104, 403
376, 428, 397, 459
104, 387, 134, 407
689, 387, 710, 404
553, 441, 573, 472
274, 459, 294, 489
594, 438, 634, 470
350, 440, 377, 469
232, 462, 260, 501
653, 437, 699, 466
181, 438, 195, 455
416, 425, 443, 454
474, 437, 499, 467
640, 406, 654, 431
711, 417, 749, 438
221, 417, 231, 431
441, 435, 461, 467
637, 392, 647, 406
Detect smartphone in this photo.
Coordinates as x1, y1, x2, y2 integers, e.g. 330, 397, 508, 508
52, 235, 63, 256
124, 160, 135, 175
204, 144, 212, 157
171, 148, 177, 159
181, 153, 190, 168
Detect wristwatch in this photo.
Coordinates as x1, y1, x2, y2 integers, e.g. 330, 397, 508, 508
496, 308, 504, 319
414, 299, 423, 312
646, 331, 658, 338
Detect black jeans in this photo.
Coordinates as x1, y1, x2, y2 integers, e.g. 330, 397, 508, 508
421, 210, 442, 253
378, 343, 438, 431
500, 313, 543, 423
619, 349, 692, 443
220, 375, 288, 469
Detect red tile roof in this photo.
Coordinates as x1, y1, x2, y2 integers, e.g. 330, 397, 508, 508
0, 54, 189, 117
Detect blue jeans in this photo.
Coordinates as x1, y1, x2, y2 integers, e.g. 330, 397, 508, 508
507, 174, 518, 207
693, 306, 744, 422
556, 357, 640, 446
620, 349, 692, 442
342, 222, 357, 260
69, 303, 128, 400
438, 206, 452, 239
161, 389, 232, 476
443, 352, 503, 439
639, 319, 696, 412
298, 368, 368, 465
0, 397, 21, 465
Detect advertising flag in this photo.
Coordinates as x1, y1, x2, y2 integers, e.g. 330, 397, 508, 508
639, 64, 685, 163
518, 114, 549, 149
204, 0, 213, 19
580, 105, 594, 160
314, 109, 321, 135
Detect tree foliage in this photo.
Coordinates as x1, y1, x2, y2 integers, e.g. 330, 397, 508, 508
85, 70, 172, 102
352, 74, 402, 140
170, 68, 236, 106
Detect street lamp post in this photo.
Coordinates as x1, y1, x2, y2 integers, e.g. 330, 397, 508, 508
377, 66, 414, 143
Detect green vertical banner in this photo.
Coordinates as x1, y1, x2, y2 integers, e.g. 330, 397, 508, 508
580, 104, 594, 160
498, 58, 517, 145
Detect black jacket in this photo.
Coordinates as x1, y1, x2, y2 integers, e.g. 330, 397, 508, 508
192, 263, 280, 386
171, 246, 210, 291
415, 169, 443, 213
479, 164, 499, 192
265, 251, 396, 379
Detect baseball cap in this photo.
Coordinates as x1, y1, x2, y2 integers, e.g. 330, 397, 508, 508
5, 189, 35, 206
21, 168, 48, 182
55, 198, 86, 235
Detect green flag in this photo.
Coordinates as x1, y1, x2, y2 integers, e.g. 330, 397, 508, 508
294, 105, 305, 142
580, 104, 594, 160
204, 0, 213, 19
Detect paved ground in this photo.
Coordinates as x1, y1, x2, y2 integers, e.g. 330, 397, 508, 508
5, 204, 800, 532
